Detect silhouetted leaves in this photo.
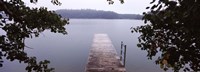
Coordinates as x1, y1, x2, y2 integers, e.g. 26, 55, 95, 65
107, 0, 124, 4
51, 0, 62, 5
133, 0, 200, 72
0, 0, 68, 72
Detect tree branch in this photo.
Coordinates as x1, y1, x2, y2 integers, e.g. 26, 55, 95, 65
0, 0, 13, 17
0, 0, 23, 23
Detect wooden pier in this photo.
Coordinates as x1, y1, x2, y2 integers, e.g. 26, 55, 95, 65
86, 34, 126, 72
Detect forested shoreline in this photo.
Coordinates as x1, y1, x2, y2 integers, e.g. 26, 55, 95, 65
56, 9, 143, 19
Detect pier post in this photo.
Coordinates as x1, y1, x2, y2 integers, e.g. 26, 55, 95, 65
123, 45, 127, 67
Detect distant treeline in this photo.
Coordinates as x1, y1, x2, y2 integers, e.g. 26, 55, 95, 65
55, 9, 143, 19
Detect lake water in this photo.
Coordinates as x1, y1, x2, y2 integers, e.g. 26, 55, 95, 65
0, 19, 164, 72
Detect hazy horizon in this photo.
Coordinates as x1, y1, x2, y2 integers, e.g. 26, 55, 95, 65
56, 9, 143, 14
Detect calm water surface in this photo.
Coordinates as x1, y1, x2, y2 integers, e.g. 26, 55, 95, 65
1, 19, 165, 72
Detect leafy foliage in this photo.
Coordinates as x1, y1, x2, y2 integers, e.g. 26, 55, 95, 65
0, 0, 69, 72
133, 0, 200, 72
107, 0, 124, 4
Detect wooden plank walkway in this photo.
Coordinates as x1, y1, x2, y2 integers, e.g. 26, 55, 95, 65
86, 34, 126, 72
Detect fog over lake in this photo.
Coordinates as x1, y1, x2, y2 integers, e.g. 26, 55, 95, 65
1, 19, 164, 72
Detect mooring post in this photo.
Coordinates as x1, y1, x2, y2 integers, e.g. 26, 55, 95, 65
120, 41, 123, 61
123, 45, 127, 67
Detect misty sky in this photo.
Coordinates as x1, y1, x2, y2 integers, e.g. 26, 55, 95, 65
24, 0, 152, 14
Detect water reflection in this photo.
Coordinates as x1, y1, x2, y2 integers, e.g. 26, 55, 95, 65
134, 22, 200, 71
1, 19, 164, 72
